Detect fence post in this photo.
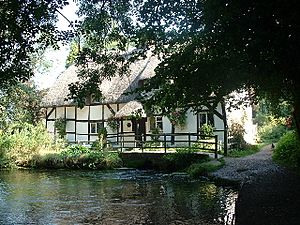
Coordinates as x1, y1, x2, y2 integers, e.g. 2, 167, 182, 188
164, 134, 167, 153
141, 134, 144, 153
214, 135, 218, 159
188, 133, 191, 147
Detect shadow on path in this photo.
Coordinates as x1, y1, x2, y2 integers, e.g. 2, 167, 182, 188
233, 146, 300, 225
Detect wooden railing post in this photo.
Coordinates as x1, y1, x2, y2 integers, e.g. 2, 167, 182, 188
214, 135, 218, 159
164, 134, 167, 153
188, 133, 191, 147
141, 134, 144, 153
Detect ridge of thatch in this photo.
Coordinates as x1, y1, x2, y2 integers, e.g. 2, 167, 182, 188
114, 100, 145, 118
42, 55, 160, 107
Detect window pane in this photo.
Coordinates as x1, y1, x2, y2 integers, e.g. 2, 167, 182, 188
199, 113, 207, 126
156, 116, 163, 130
208, 113, 215, 127
90, 123, 96, 133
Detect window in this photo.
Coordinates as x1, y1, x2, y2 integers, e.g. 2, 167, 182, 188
90, 122, 104, 134
199, 112, 215, 127
156, 116, 163, 130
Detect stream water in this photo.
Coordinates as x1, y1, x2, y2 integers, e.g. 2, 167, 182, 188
0, 169, 237, 225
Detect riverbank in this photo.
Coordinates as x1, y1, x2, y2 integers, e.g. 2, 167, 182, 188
210, 145, 300, 225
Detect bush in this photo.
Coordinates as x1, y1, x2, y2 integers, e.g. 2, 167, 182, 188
0, 122, 64, 168
163, 148, 207, 170
187, 159, 224, 178
259, 124, 288, 143
229, 121, 246, 148
273, 131, 300, 169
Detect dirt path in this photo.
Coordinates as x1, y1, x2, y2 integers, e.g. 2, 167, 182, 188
211, 145, 300, 225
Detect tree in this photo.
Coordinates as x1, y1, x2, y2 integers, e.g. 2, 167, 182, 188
138, 0, 300, 135
0, 0, 69, 89
70, 1, 300, 134
0, 82, 43, 129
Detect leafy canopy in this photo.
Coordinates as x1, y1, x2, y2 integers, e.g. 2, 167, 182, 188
69, 1, 300, 131
0, 0, 69, 89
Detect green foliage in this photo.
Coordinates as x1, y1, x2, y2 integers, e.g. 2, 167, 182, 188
54, 118, 67, 139
229, 122, 246, 148
257, 114, 289, 143
150, 127, 161, 142
167, 110, 187, 128
228, 145, 260, 158
60, 145, 90, 158
200, 123, 214, 137
97, 127, 108, 150
187, 159, 224, 178
256, 99, 291, 143
0, 82, 43, 129
0, 122, 64, 168
56, 145, 122, 169
107, 117, 119, 131
273, 131, 300, 169
65, 41, 80, 68
163, 148, 207, 170
0, 0, 68, 89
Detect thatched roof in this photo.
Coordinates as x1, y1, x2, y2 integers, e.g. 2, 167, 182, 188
42, 55, 160, 107
114, 100, 145, 118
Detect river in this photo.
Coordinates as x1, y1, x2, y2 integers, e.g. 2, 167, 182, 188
0, 169, 237, 225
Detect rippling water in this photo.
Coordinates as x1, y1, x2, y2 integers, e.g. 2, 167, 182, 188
0, 169, 237, 225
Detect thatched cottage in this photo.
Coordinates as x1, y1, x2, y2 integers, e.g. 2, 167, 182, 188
42, 55, 257, 150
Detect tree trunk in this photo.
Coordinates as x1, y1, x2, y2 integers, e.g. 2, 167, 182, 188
171, 124, 175, 145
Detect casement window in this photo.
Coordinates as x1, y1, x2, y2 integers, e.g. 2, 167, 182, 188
90, 122, 104, 134
199, 112, 215, 127
155, 116, 163, 130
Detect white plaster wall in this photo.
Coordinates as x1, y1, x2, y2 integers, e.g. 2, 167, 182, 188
56, 107, 65, 118
122, 120, 133, 132
162, 116, 172, 133
104, 105, 114, 119
47, 108, 55, 119
47, 121, 55, 133
76, 122, 88, 134
66, 121, 75, 132
77, 107, 89, 120
90, 105, 102, 120
66, 107, 75, 119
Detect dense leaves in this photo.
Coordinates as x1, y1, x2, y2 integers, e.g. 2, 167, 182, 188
0, 82, 43, 129
67, 1, 300, 133
0, 0, 68, 89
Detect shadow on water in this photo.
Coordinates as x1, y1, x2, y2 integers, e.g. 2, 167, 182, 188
0, 169, 237, 225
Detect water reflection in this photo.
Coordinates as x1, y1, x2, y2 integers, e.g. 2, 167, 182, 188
0, 170, 237, 225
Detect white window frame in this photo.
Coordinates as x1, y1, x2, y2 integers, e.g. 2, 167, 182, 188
199, 112, 215, 127
90, 122, 104, 134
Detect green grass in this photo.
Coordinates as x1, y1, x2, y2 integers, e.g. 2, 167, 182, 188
187, 158, 225, 178
227, 144, 260, 158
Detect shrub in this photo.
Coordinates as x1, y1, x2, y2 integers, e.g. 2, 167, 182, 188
163, 148, 207, 170
60, 145, 91, 158
187, 159, 224, 178
54, 118, 67, 139
0, 122, 64, 168
229, 121, 246, 148
258, 123, 288, 143
200, 123, 214, 137
273, 131, 300, 169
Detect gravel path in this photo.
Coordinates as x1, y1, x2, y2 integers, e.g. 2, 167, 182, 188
211, 144, 281, 185
210, 145, 300, 225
